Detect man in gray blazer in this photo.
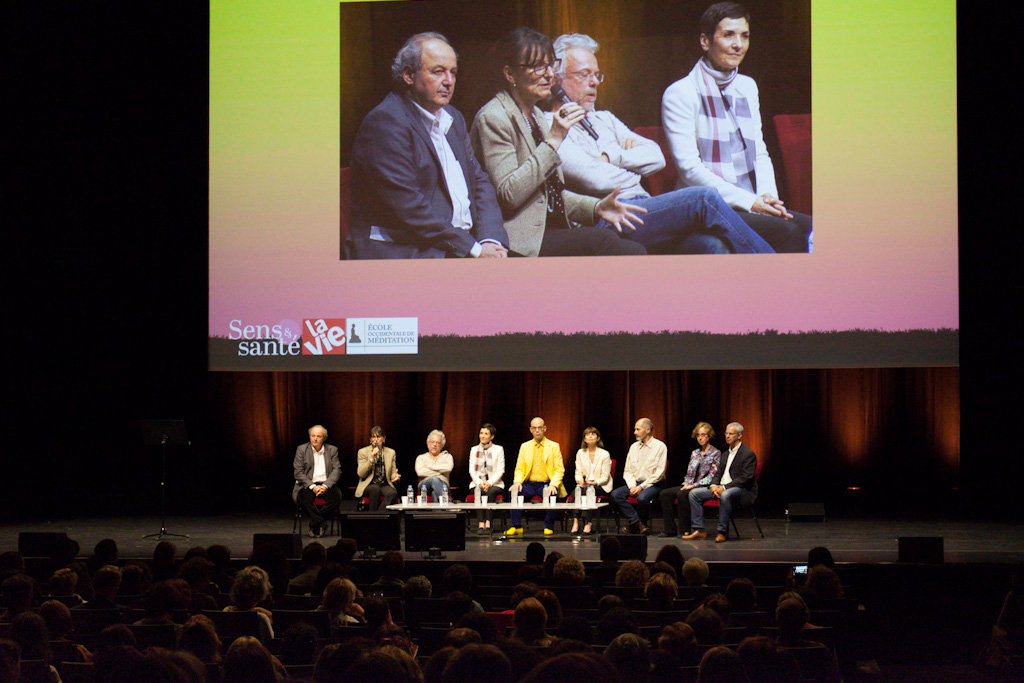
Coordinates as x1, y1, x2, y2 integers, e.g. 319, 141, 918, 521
293, 425, 342, 537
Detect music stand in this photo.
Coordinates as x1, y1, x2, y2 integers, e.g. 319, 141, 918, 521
140, 419, 191, 540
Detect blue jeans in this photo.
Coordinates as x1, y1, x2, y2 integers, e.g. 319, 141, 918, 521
610, 484, 662, 524
598, 187, 775, 254
419, 477, 447, 501
689, 486, 744, 534
510, 481, 558, 528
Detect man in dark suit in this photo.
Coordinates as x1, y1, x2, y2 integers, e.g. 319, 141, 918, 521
348, 32, 509, 259
293, 425, 342, 537
683, 421, 758, 543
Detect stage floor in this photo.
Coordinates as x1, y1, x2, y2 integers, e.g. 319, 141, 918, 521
3, 512, 1023, 564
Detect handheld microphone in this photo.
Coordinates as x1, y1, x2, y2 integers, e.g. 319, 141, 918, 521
550, 84, 599, 141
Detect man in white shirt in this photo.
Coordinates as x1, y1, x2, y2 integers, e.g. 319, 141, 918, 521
684, 421, 758, 542
610, 418, 668, 534
415, 429, 455, 501
549, 33, 773, 255
349, 32, 509, 259
292, 425, 342, 538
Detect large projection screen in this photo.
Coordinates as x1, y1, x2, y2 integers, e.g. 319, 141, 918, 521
209, 0, 957, 370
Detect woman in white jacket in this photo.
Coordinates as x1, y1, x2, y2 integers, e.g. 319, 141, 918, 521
572, 427, 613, 535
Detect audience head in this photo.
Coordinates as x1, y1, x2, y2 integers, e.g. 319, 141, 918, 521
535, 589, 562, 627
597, 606, 639, 643
96, 624, 137, 653
657, 622, 697, 662
0, 639, 19, 683
183, 546, 207, 562
737, 636, 801, 683
345, 649, 418, 683
725, 577, 758, 612
650, 561, 678, 582
701, 593, 730, 622
206, 545, 232, 570
179, 614, 221, 664
525, 542, 546, 566
380, 550, 405, 580
456, 611, 499, 644
362, 595, 393, 631
281, 621, 320, 666
119, 561, 153, 596
1, 575, 34, 613
553, 556, 585, 586
513, 597, 549, 643
510, 581, 539, 609
807, 546, 836, 569
775, 598, 809, 639
543, 551, 564, 578
230, 566, 272, 610
442, 564, 474, 596
442, 591, 475, 625
443, 643, 511, 683
806, 565, 842, 602
314, 638, 375, 683
556, 614, 593, 644
10, 612, 53, 663
654, 544, 685, 572
596, 594, 625, 618
605, 632, 651, 681
141, 581, 180, 619
322, 577, 358, 614
521, 652, 622, 683
135, 648, 208, 683
48, 567, 78, 597
645, 572, 678, 610
153, 541, 177, 565
301, 542, 328, 569
92, 564, 122, 600
682, 557, 710, 587
223, 636, 279, 683
615, 559, 650, 587
178, 557, 215, 592
92, 645, 145, 683
443, 627, 481, 649
334, 537, 359, 563
38, 600, 73, 639
686, 608, 725, 645
0, 552, 25, 578
424, 646, 458, 683
697, 645, 749, 683
403, 575, 433, 603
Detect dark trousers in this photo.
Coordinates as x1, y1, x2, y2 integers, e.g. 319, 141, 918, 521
659, 486, 697, 535
738, 210, 813, 253
539, 226, 647, 257
363, 484, 397, 511
296, 486, 341, 524
474, 485, 506, 522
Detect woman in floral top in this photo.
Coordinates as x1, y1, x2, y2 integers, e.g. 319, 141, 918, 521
657, 422, 721, 538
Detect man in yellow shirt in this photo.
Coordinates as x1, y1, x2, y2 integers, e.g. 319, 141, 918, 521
507, 417, 567, 535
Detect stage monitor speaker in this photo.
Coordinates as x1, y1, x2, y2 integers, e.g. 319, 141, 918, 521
18, 532, 69, 557
405, 512, 466, 552
898, 536, 944, 564
252, 533, 303, 559
599, 533, 648, 560
786, 502, 825, 522
341, 513, 401, 552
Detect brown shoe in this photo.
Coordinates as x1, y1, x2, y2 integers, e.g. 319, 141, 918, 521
681, 530, 707, 540
715, 533, 728, 543
637, 521, 651, 535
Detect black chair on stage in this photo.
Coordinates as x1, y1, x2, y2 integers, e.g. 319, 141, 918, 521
700, 461, 765, 538
292, 485, 339, 536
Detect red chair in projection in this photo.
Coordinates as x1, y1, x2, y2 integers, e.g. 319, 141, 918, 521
633, 126, 677, 196
702, 460, 765, 538
772, 114, 812, 215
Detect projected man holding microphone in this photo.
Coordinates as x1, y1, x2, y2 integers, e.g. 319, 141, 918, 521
547, 33, 773, 255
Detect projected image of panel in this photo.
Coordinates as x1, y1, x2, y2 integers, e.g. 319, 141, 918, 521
209, 0, 958, 370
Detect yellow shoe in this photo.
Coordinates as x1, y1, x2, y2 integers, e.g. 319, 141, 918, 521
544, 528, 555, 535
506, 527, 522, 536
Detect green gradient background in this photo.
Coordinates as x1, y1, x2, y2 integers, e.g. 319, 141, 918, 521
209, 1, 957, 360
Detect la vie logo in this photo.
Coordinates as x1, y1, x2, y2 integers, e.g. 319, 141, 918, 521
302, 318, 346, 355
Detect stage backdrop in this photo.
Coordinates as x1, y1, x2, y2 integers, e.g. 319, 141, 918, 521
208, 366, 960, 513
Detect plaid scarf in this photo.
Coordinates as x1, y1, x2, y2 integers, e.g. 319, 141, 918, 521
473, 444, 492, 481
693, 58, 757, 193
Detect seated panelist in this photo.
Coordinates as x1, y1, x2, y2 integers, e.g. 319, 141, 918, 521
348, 32, 509, 259
507, 417, 567, 536
355, 426, 401, 511
293, 425, 342, 538
468, 423, 506, 532
415, 429, 454, 500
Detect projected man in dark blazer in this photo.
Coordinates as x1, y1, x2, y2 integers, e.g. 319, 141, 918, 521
292, 425, 342, 538
348, 32, 509, 259
683, 421, 757, 543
